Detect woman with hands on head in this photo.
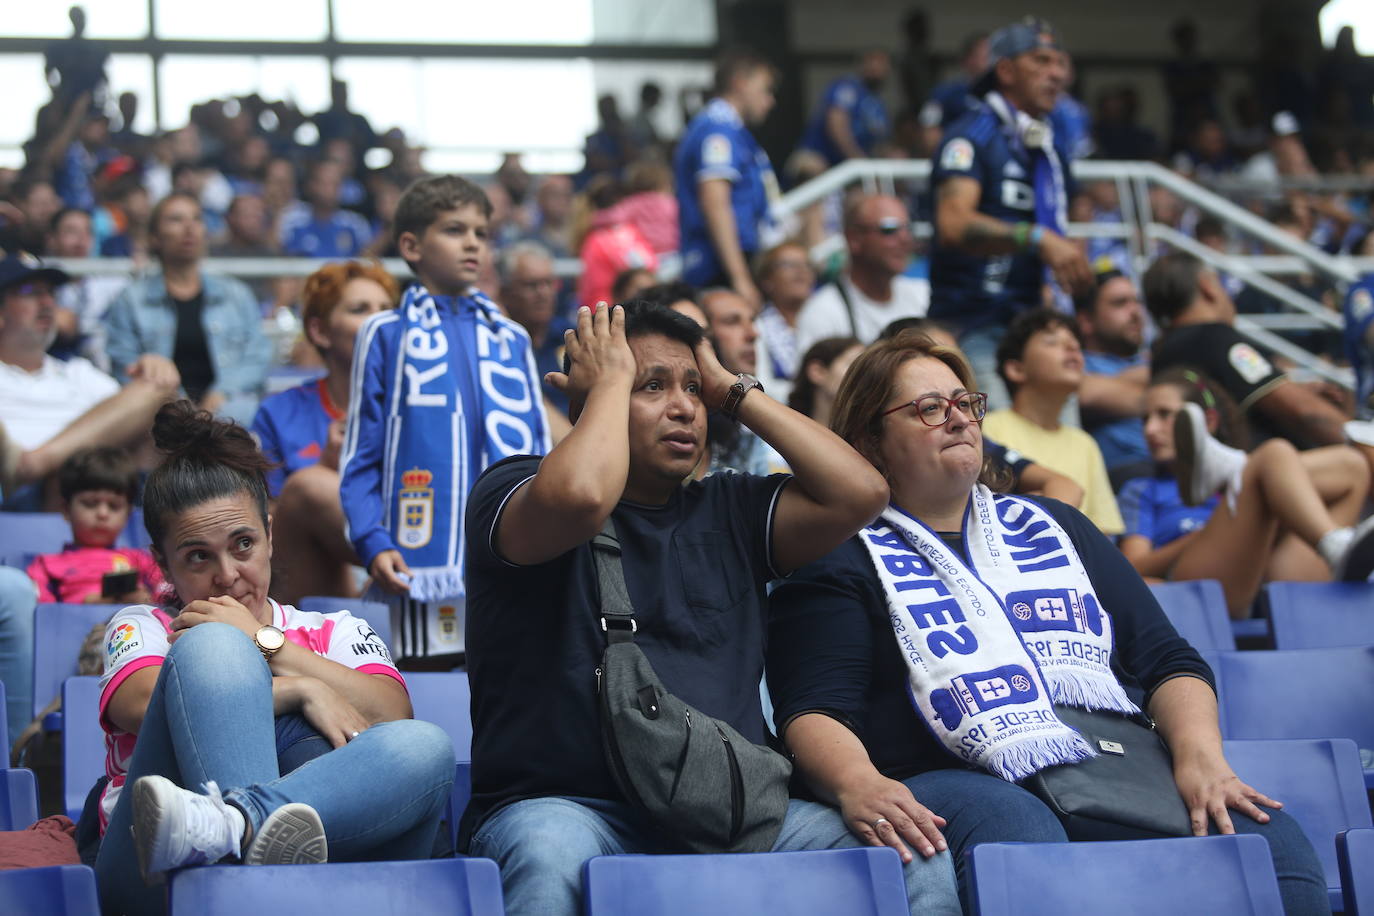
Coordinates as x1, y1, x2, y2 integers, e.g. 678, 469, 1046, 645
766, 331, 1329, 914
94, 401, 454, 916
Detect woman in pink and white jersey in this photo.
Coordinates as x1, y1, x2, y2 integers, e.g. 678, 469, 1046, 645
94, 400, 454, 916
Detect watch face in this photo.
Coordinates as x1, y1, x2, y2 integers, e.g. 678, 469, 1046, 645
257, 626, 286, 651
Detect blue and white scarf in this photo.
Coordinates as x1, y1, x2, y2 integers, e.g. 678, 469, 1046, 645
860, 485, 1138, 781
385, 284, 550, 601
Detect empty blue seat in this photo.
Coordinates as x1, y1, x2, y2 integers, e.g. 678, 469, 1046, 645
0, 864, 99, 915
33, 603, 122, 721
168, 857, 505, 915
1210, 647, 1374, 787
407, 670, 472, 761
968, 834, 1283, 915
62, 677, 106, 825
1263, 581, 1374, 650
0, 512, 70, 568
0, 766, 38, 830
1224, 738, 1372, 911
298, 595, 393, 651
1149, 580, 1236, 651
583, 847, 908, 915
1338, 828, 1374, 915
0, 679, 8, 755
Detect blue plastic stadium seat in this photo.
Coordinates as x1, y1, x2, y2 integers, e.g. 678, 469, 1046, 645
968, 834, 1284, 915
0, 512, 70, 568
407, 670, 472, 761
33, 603, 123, 721
168, 858, 505, 915
0, 679, 8, 755
1210, 647, 1374, 787
1149, 579, 1236, 651
1224, 738, 1372, 912
62, 677, 106, 825
0, 766, 38, 830
1230, 617, 1272, 646
298, 595, 393, 651
1262, 581, 1374, 650
583, 847, 908, 916
1338, 828, 1374, 915
0, 864, 99, 915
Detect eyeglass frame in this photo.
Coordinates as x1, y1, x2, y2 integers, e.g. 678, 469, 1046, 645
881, 392, 989, 427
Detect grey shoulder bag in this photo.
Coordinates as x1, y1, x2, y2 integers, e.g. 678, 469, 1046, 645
591, 519, 792, 854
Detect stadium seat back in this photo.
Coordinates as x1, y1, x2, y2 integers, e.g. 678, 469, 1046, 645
62, 677, 106, 825
1224, 738, 1372, 911
168, 857, 505, 915
406, 670, 472, 761
0, 766, 38, 830
297, 595, 393, 651
582, 847, 908, 915
1210, 648, 1374, 753
1149, 580, 1236, 651
0, 864, 99, 915
1338, 828, 1374, 915
968, 834, 1284, 915
1263, 581, 1374, 649
0, 512, 70, 568
33, 603, 122, 720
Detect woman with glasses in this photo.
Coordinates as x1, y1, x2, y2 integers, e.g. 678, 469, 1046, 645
765, 331, 1327, 914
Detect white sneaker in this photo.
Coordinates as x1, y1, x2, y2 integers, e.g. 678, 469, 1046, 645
1174, 402, 1246, 509
1332, 515, 1374, 582
243, 802, 327, 866
131, 777, 245, 884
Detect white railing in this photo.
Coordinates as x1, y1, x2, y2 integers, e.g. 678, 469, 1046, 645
772, 158, 1371, 389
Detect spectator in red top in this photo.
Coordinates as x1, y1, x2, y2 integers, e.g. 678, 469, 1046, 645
617, 162, 679, 256
26, 447, 164, 605
576, 176, 658, 310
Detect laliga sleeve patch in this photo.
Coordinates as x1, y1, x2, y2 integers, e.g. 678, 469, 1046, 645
106, 620, 143, 667
1350, 287, 1374, 322
940, 138, 975, 172
834, 84, 857, 108
1228, 342, 1273, 385
702, 133, 733, 167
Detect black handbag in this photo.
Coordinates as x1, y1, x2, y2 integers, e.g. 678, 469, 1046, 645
1021, 705, 1193, 839
590, 520, 792, 854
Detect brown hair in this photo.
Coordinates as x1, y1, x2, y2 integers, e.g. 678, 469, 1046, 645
1142, 251, 1207, 329
301, 260, 399, 357
830, 330, 1008, 489
393, 175, 492, 262
787, 336, 860, 419
1149, 366, 1248, 449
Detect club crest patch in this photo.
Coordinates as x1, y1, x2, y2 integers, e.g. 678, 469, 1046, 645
397, 467, 434, 549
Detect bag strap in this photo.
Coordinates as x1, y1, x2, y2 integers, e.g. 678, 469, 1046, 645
591, 516, 637, 645
832, 278, 859, 339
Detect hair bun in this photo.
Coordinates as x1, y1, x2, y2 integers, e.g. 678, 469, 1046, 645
151, 400, 271, 476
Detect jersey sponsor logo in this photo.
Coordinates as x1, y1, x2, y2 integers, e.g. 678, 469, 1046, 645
1227, 342, 1273, 384
1000, 179, 1035, 210
702, 133, 733, 167
106, 621, 142, 665
397, 468, 434, 549
351, 623, 394, 665
940, 138, 974, 171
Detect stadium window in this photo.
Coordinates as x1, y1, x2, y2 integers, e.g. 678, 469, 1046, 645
8, 1, 148, 39
0, 55, 48, 168
155, 0, 328, 41
158, 56, 330, 128
331, 0, 593, 44
107, 56, 158, 135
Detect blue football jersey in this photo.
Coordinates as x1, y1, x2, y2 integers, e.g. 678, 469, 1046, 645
675, 98, 779, 286
798, 76, 890, 165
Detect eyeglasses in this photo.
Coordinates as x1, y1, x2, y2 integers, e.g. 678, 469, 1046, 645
883, 392, 989, 427
858, 217, 908, 236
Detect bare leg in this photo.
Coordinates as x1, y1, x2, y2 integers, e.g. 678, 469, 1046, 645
271, 464, 359, 606
1265, 445, 1370, 582
1172, 438, 1350, 616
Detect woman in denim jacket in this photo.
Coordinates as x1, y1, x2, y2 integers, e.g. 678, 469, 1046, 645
104, 193, 270, 424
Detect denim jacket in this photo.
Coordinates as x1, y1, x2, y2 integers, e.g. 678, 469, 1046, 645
103, 271, 270, 421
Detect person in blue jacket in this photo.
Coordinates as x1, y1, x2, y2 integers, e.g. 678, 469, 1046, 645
797, 50, 892, 166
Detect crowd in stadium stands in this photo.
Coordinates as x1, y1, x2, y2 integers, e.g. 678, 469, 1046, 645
0, 5, 1373, 915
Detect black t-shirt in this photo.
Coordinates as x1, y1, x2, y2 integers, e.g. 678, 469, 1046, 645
1151, 323, 1286, 446
171, 291, 214, 402
460, 455, 790, 845
766, 497, 1214, 791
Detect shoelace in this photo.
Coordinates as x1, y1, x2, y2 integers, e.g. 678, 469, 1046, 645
177, 781, 239, 865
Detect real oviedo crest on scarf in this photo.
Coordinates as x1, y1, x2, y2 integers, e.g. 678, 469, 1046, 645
398, 467, 435, 549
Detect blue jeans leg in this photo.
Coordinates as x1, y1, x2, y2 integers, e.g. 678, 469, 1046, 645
1225, 809, 1331, 915
0, 566, 36, 746
273, 713, 333, 774
899, 768, 1068, 913
469, 796, 669, 916
774, 796, 962, 916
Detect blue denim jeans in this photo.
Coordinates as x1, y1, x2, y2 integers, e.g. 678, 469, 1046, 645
469, 792, 963, 916
0, 566, 36, 745
94, 623, 454, 916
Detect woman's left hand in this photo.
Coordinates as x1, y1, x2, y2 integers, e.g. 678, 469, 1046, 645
168, 595, 264, 642
1173, 750, 1282, 836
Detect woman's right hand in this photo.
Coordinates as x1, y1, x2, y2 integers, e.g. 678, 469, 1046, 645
290, 677, 372, 749
368, 549, 412, 594
835, 770, 949, 864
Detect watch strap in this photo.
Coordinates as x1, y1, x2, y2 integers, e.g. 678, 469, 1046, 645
720, 374, 763, 422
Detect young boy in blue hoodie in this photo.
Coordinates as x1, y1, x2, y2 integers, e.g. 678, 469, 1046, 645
340, 175, 552, 666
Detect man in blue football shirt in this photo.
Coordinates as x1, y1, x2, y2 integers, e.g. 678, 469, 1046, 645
797, 50, 892, 166
675, 49, 781, 308
280, 159, 374, 258
928, 16, 1092, 407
